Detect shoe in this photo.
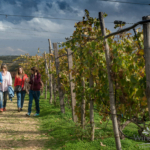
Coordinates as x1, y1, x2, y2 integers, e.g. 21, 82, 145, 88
18, 108, 21, 112
33, 113, 39, 117
3, 108, 6, 111
20, 108, 23, 111
0, 108, 3, 112
26, 113, 30, 116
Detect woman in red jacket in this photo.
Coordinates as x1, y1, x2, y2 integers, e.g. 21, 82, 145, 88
14, 66, 28, 112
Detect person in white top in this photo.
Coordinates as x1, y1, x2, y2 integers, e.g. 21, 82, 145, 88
0, 64, 12, 111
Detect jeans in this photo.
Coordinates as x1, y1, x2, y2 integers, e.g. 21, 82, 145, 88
0, 91, 3, 109
3, 91, 8, 108
16, 90, 26, 108
28, 90, 40, 114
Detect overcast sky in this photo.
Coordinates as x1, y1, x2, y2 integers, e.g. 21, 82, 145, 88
0, 0, 149, 55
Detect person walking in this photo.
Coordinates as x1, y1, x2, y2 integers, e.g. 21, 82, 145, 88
26, 67, 41, 116
0, 64, 12, 111
14, 66, 28, 112
0, 72, 3, 112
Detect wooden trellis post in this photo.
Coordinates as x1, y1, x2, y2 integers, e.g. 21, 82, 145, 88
67, 48, 77, 122
81, 77, 85, 140
143, 16, 150, 120
81, 78, 85, 128
79, 45, 86, 131
53, 43, 65, 113
50, 48, 57, 106
89, 71, 95, 141
53, 74, 57, 106
44, 52, 48, 99
48, 39, 53, 104
99, 12, 122, 150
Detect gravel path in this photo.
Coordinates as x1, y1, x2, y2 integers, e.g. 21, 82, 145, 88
0, 95, 49, 150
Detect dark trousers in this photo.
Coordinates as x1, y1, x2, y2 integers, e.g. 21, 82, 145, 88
3, 91, 8, 108
28, 90, 40, 114
0, 91, 3, 109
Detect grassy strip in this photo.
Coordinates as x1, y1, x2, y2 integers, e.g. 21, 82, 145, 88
28, 92, 150, 150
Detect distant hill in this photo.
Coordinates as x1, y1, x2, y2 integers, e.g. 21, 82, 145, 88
0, 55, 25, 72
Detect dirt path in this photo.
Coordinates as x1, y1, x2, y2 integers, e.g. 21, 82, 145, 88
0, 95, 49, 150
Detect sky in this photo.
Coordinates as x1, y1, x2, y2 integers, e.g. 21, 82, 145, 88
0, 0, 149, 56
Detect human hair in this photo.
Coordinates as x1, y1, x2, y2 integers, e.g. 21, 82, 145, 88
31, 67, 39, 74
1, 63, 7, 71
16, 66, 25, 77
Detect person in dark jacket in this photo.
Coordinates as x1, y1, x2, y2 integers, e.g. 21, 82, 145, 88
26, 67, 41, 116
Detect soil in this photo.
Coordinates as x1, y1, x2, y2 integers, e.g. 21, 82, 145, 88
0, 95, 49, 150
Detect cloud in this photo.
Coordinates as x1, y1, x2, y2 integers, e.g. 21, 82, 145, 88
0, 0, 149, 56
26, 18, 67, 32
0, 47, 27, 55
0, 16, 74, 40
46, 3, 53, 8
7, 47, 14, 52
17, 48, 27, 53
56, 1, 78, 13
0, 22, 6, 31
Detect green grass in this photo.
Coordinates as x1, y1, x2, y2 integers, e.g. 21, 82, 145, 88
28, 92, 150, 150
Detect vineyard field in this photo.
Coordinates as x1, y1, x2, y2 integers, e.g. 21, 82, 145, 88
37, 92, 147, 150
1, 9, 150, 150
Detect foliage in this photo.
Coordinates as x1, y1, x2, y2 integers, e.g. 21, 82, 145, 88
60, 9, 148, 129
0, 60, 3, 66
13, 53, 51, 84
14, 9, 149, 141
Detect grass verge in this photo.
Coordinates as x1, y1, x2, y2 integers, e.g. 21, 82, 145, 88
32, 92, 150, 150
